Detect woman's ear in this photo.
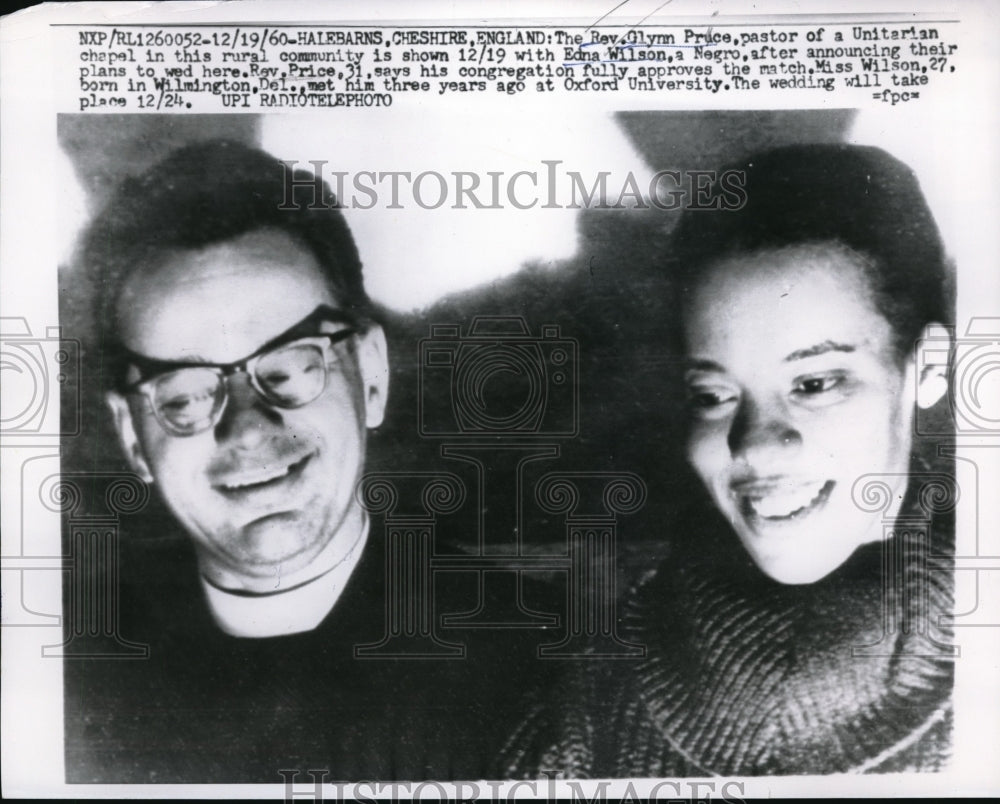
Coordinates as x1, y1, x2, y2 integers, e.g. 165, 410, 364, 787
915, 322, 951, 410
105, 391, 154, 483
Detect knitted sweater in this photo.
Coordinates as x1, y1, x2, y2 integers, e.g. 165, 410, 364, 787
503, 506, 954, 777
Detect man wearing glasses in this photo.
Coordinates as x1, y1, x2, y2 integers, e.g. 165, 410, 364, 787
67, 140, 521, 782
100, 142, 388, 640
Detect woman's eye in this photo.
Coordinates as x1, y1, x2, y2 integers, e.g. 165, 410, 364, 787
686, 386, 738, 417
689, 391, 724, 407
792, 373, 848, 401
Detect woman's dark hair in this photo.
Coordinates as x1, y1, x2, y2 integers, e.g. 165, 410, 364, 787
81, 139, 374, 388
670, 143, 953, 362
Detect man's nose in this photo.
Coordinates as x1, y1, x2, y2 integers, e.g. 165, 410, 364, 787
727, 396, 801, 461
213, 373, 283, 449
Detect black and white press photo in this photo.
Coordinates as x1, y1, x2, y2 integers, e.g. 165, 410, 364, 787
1, 1, 998, 799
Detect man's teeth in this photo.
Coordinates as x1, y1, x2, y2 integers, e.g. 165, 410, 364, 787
744, 481, 828, 519
221, 463, 294, 490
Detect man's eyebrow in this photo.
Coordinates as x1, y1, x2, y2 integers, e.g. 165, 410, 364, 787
120, 304, 356, 381
783, 340, 856, 362
255, 304, 355, 354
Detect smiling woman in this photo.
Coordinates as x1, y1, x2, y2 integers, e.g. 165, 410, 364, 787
504, 143, 956, 777
682, 240, 929, 584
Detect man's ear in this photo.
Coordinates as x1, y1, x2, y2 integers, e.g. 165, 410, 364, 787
105, 391, 154, 483
915, 322, 951, 410
355, 324, 390, 429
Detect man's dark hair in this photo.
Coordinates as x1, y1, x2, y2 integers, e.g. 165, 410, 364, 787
670, 143, 953, 361
81, 139, 373, 388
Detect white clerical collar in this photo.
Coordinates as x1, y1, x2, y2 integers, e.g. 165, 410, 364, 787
200, 515, 369, 639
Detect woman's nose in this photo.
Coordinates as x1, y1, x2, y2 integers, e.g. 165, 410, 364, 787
727, 396, 801, 462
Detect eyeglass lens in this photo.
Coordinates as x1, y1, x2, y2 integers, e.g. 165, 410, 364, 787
151, 341, 334, 434
254, 342, 329, 406
152, 367, 225, 434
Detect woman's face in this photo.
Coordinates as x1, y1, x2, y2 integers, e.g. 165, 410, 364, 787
682, 244, 929, 584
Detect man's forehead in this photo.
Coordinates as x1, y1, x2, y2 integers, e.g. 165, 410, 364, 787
116, 229, 340, 363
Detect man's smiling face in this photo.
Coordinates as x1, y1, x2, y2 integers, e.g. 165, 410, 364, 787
107, 228, 388, 590
682, 243, 920, 584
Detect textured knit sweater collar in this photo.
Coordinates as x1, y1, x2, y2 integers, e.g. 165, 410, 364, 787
622, 496, 954, 776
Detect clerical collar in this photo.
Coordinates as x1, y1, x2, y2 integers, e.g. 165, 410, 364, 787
200, 515, 369, 638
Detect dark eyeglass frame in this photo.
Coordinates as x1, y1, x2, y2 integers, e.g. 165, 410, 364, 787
119, 305, 359, 436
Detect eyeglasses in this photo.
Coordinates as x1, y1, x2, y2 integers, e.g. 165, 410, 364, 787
120, 305, 358, 437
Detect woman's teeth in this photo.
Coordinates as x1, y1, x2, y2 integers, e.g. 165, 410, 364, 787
742, 481, 833, 520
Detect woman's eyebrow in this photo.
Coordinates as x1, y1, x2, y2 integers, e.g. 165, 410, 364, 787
684, 358, 726, 373
783, 340, 856, 362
